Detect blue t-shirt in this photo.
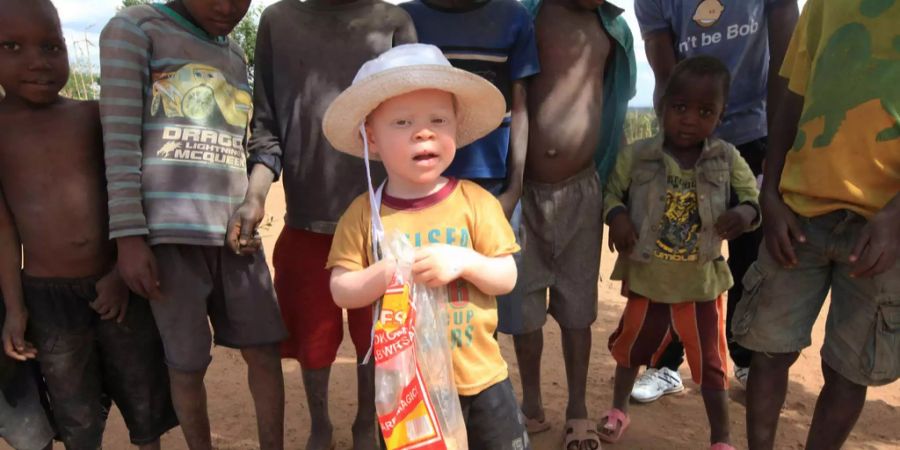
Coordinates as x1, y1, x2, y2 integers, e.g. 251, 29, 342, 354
636, 0, 782, 145
401, 0, 540, 180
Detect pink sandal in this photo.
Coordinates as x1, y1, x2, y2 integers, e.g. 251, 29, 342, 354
598, 408, 630, 443
710, 443, 736, 450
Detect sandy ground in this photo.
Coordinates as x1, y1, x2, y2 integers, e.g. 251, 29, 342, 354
9, 181, 898, 450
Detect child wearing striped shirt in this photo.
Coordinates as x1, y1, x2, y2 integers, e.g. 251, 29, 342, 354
99, 1, 287, 448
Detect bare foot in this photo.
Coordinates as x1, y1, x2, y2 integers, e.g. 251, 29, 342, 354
352, 418, 379, 450
305, 425, 334, 450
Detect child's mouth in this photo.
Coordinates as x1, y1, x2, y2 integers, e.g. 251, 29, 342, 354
413, 152, 438, 162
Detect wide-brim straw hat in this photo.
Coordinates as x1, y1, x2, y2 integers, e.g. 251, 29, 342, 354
323, 44, 506, 159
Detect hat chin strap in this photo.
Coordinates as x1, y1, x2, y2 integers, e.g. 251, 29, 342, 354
361, 123, 386, 365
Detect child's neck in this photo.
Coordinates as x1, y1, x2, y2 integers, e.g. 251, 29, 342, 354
663, 138, 705, 169
0, 94, 63, 112
384, 176, 450, 201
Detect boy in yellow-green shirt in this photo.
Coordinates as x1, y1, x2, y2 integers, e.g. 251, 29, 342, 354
733, 0, 900, 448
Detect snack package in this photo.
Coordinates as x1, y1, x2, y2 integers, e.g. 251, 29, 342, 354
373, 232, 467, 450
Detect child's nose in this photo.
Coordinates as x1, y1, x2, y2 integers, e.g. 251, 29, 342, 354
27, 51, 53, 71
212, 0, 235, 17
414, 127, 436, 141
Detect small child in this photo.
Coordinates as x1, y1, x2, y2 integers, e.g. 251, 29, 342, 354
247, 1, 416, 447
0, 1, 177, 448
100, 1, 287, 448
323, 44, 529, 450
601, 56, 760, 449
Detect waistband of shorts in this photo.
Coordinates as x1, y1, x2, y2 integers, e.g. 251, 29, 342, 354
21, 273, 104, 289
799, 209, 866, 228
524, 165, 598, 191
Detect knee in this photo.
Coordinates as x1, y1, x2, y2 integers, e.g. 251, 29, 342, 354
168, 367, 206, 388
752, 351, 799, 372
512, 329, 543, 348
241, 344, 281, 368
822, 361, 868, 395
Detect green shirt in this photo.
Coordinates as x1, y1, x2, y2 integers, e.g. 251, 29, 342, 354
605, 137, 759, 302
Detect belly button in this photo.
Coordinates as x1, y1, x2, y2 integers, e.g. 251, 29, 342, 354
546, 149, 558, 157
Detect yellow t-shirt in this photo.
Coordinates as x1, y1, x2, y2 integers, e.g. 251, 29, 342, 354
778, 0, 900, 219
326, 178, 520, 396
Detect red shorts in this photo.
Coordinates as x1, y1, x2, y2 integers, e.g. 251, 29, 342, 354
608, 293, 729, 391
273, 227, 373, 369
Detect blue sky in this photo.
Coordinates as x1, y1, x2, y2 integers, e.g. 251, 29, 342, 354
55, 0, 803, 107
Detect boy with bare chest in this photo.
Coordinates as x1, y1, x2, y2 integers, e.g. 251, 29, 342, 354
0, 1, 176, 448
509, 0, 636, 447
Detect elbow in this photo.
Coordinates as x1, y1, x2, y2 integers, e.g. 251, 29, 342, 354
329, 273, 354, 309
486, 256, 517, 296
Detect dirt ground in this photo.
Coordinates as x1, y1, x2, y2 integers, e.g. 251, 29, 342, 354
11, 182, 898, 450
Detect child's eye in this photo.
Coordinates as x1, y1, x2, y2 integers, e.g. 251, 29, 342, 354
673, 104, 687, 113
431, 117, 447, 125
0, 42, 20, 52
44, 43, 64, 53
700, 108, 713, 117
393, 119, 411, 127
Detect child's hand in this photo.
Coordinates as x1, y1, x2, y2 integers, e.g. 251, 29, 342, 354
715, 205, 757, 241
849, 208, 900, 278
93, 268, 129, 323
761, 192, 806, 267
2, 308, 36, 361
412, 245, 472, 288
608, 212, 638, 255
116, 236, 163, 301
226, 198, 264, 256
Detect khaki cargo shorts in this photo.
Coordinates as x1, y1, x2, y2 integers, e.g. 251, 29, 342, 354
732, 210, 900, 386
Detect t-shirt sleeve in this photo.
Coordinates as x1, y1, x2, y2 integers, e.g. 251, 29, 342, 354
509, 5, 541, 80
326, 196, 371, 272
634, 0, 671, 36
248, 10, 283, 180
99, 13, 151, 239
470, 187, 520, 258
779, 0, 820, 96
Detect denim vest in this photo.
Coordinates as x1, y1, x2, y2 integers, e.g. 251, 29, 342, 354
627, 136, 734, 264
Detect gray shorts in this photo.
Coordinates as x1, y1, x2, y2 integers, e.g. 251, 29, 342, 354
0, 362, 54, 450
151, 245, 288, 372
732, 210, 900, 386
512, 166, 603, 334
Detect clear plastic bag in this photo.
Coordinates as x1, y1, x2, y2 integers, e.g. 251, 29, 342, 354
373, 231, 467, 449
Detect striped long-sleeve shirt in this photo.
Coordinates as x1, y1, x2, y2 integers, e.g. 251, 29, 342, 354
99, 4, 252, 246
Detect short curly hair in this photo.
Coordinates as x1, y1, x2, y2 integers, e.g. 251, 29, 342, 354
659, 55, 731, 114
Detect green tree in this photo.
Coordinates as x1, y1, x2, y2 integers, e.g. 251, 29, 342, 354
118, 0, 262, 67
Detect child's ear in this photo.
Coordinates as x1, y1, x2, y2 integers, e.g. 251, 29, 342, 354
364, 122, 380, 156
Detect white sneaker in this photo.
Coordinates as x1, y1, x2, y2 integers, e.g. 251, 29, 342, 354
734, 366, 750, 387
630, 367, 684, 403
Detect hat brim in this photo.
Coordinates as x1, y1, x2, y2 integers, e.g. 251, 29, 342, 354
322, 65, 507, 160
